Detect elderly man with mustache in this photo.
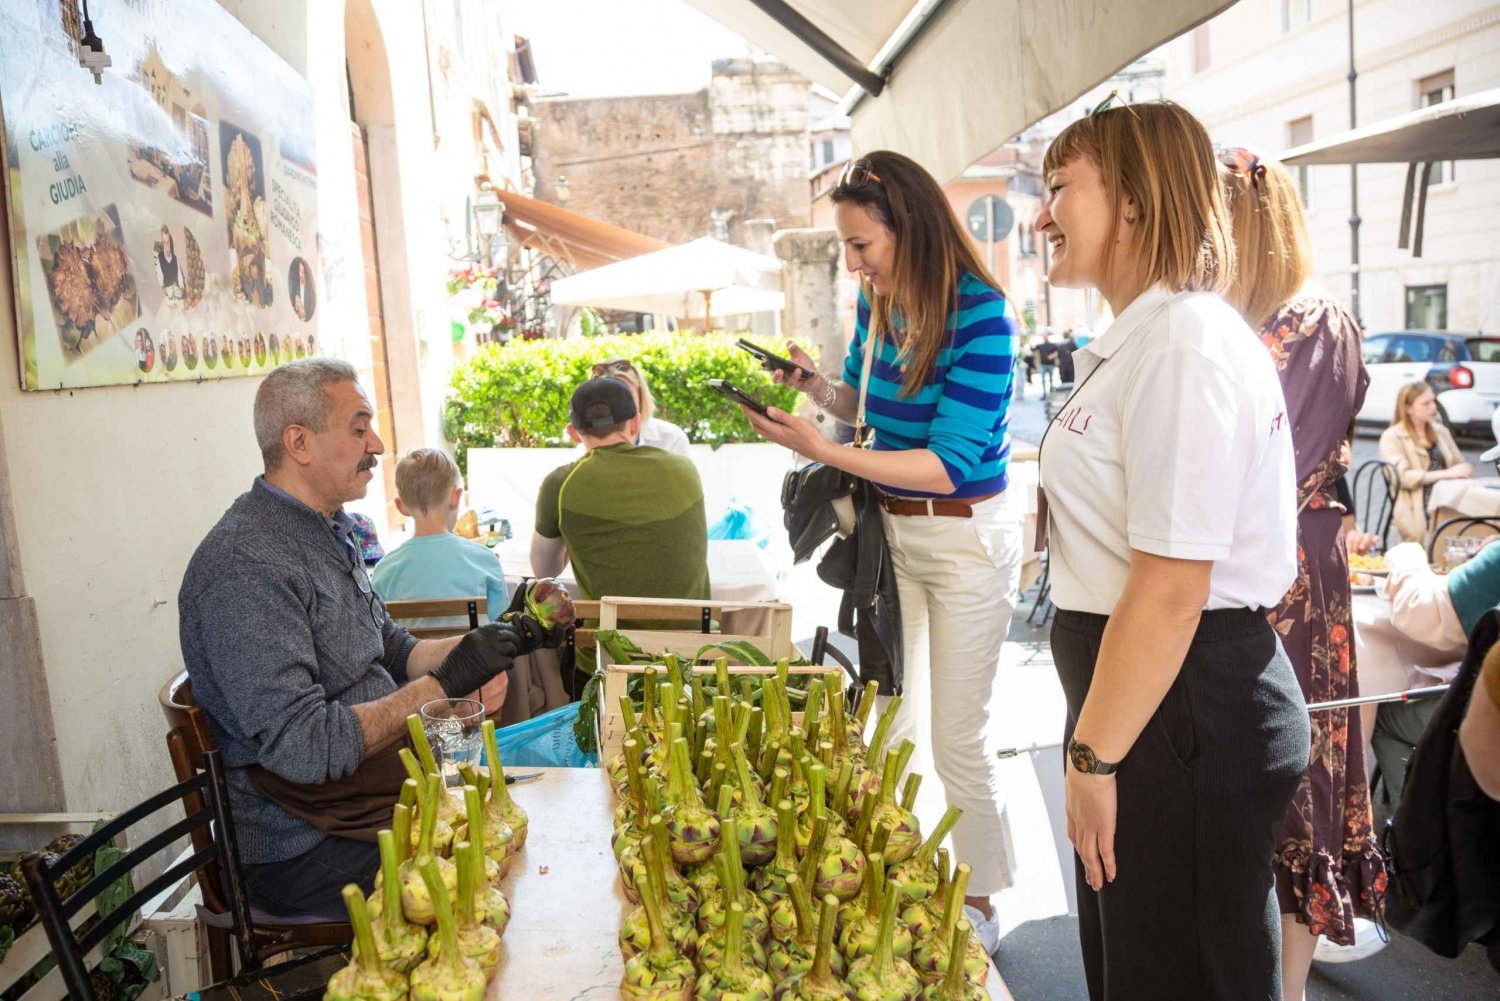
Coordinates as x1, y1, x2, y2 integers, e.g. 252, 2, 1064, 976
179, 359, 540, 919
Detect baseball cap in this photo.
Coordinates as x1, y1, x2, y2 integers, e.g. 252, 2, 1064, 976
569, 376, 639, 431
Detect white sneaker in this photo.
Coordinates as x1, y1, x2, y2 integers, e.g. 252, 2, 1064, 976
963, 903, 1000, 957
1311, 917, 1388, 964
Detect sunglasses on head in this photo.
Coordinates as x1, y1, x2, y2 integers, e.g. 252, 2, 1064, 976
838, 158, 882, 188
1090, 89, 1141, 121
592, 358, 636, 376
1217, 146, 1267, 188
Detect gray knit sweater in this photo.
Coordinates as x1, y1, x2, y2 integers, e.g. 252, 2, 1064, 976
178, 479, 418, 864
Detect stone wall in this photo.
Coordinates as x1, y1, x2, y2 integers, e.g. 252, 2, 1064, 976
533, 58, 811, 247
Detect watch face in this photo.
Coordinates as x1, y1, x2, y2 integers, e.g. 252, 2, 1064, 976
1069, 740, 1098, 774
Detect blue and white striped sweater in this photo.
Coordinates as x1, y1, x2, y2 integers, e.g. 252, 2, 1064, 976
842, 273, 1018, 499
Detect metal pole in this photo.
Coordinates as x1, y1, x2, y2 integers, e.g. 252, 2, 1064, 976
1348, 0, 1362, 327
986, 196, 996, 278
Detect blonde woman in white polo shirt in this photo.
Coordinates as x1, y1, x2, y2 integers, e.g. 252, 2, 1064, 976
1035, 97, 1309, 1000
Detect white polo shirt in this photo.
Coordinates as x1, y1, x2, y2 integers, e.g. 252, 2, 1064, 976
1039, 284, 1297, 616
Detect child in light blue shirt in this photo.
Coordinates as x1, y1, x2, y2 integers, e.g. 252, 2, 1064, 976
372, 448, 510, 711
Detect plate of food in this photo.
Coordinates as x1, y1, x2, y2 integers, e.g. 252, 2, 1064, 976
1349, 570, 1380, 594
1349, 553, 1387, 576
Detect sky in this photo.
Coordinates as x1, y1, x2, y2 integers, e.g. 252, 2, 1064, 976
512, 0, 757, 99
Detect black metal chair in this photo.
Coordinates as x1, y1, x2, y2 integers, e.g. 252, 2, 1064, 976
1425, 515, 1500, 562
1026, 554, 1054, 626
1352, 459, 1399, 550
20, 749, 337, 999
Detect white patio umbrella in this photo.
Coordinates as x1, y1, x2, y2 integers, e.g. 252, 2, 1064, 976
548, 236, 785, 329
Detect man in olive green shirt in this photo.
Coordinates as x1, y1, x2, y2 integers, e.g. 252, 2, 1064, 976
530, 377, 710, 606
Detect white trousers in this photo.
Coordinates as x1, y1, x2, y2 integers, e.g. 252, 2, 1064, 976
877, 491, 1022, 896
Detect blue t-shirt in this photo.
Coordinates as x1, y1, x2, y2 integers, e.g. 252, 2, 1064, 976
370, 532, 510, 624
1448, 541, 1500, 637
842, 272, 1018, 498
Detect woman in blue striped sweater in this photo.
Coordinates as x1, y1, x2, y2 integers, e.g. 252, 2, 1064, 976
745, 150, 1022, 952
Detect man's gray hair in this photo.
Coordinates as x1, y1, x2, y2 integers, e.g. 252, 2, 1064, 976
253, 358, 360, 470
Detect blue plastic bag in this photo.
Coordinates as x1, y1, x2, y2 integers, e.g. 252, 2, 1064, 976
484, 702, 598, 768
708, 499, 769, 549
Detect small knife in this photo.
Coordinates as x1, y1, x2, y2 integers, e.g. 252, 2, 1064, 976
504, 771, 544, 785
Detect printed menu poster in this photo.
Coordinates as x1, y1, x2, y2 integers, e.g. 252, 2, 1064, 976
0, 0, 320, 390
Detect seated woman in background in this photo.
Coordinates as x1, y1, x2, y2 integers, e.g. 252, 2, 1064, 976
1379, 381, 1471, 543
591, 356, 691, 455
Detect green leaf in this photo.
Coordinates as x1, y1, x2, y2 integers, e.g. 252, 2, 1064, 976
692, 640, 773, 666
91, 822, 133, 957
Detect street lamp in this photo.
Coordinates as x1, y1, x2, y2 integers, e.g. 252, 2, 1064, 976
472, 188, 504, 266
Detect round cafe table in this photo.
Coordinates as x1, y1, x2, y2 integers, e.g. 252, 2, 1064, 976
1426, 476, 1500, 531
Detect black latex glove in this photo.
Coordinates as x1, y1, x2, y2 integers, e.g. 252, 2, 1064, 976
430, 623, 522, 698
504, 578, 530, 617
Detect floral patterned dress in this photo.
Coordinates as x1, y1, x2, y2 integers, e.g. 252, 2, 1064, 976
1261, 297, 1385, 945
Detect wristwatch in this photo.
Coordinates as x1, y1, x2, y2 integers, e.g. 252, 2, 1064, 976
1067, 738, 1119, 775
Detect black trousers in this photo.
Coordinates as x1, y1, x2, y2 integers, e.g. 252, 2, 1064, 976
242, 836, 380, 920
1052, 608, 1310, 1001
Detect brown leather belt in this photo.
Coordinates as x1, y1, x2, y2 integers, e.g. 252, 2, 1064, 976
878, 491, 1000, 518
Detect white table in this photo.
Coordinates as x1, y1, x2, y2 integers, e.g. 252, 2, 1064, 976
486, 768, 1013, 999
1427, 476, 1500, 527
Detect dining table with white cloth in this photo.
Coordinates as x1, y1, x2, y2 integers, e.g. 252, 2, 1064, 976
1426, 476, 1500, 530
1350, 589, 1464, 758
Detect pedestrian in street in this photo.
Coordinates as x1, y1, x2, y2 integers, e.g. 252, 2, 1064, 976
1037, 331, 1059, 394
1221, 147, 1386, 992
743, 149, 1022, 954
1036, 97, 1308, 1001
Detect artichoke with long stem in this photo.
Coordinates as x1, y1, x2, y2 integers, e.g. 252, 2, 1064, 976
371, 801, 413, 905
801, 808, 866, 903
693, 854, 769, 970
608, 696, 642, 792
795, 762, 837, 853
773, 894, 848, 1001
399, 761, 454, 858
466, 834, 511, 938
749, 798, 800, 904
912, 863, 988, 988
848, 695, 902, 818
865, 742, 921, 864
462, 784, 511, 882
621, 835, 699, 962
693, 902, 773, 1000
919, 919, 986, 1000
401, 775, 457, 925
767, 872, 847, 984
889, 806, 962, 906
479, 718, 529, 848
844, 873, 924, 1001
666, 737, 721, 864
325, 884, 408, 1001
902, 849, 950, 943
426, 840, 500, 976
409, 857, 486, 1001
614, 737, 651, 859
406, 715, 463, 825
696, 814, 770, 943
731, 737, 777, 866
839, 853, 913, 962
621, 861, 697, 1001
366, 829, 426, 973
799, 677, 826, 750
850, 680, 881, 747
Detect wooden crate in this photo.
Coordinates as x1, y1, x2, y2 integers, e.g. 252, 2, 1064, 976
595, 661, 850, 767
591, 594, 796, 663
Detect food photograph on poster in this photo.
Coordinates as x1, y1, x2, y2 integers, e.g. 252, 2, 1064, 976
0, 0, 319, 390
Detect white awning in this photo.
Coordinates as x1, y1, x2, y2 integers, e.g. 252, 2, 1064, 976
549, 237, 784, 318
683, 0, 1234, 182
1280, 87, 1500, 164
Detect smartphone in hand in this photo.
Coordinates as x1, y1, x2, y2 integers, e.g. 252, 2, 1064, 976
736, 338, 813, 380
707, 378, 768, 416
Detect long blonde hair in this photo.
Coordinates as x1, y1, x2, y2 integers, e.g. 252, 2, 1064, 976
1220, 151, 1312, 329
830, 150, 1009, 397
1043, 100, 1233, 298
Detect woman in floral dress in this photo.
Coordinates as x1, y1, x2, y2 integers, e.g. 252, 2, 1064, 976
1221, 149, 1383, 1001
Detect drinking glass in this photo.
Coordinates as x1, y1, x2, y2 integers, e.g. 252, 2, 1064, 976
1443, 535, 1482, 570
419, 698, 485, 786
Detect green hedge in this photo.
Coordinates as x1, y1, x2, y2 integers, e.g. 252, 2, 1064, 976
443, 332, 813, 469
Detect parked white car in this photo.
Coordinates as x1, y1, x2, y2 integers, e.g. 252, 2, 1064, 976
1357, 331, 1500, 440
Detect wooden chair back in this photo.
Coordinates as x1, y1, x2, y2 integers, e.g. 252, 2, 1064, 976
384, 596, 485, 639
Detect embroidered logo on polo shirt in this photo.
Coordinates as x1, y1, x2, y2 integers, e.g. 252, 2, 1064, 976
1270, 411, 1286, 436
1055, 405, 1093, 435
